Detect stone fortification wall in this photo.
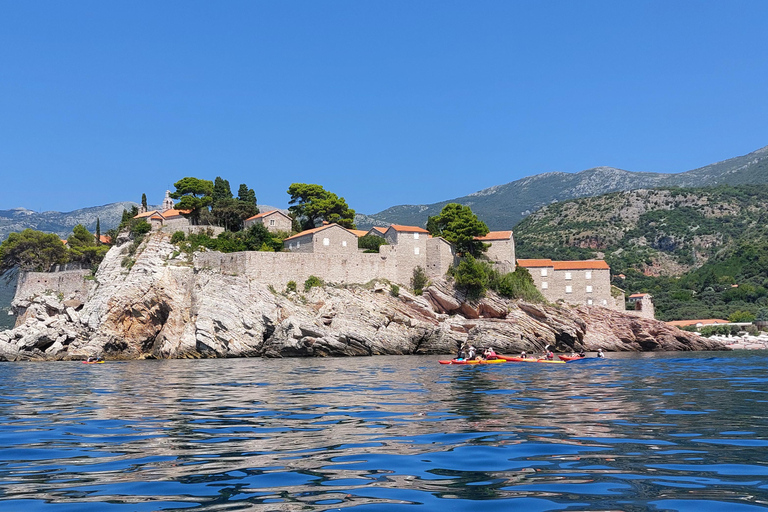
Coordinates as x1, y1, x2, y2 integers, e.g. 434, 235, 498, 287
15, 270, 93, 304
160, 225, 225, 237
485, 239, 516, 273
195, 243, 455, 290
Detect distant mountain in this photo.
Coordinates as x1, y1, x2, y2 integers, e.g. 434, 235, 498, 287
357, 145, 768, 230
0, 202, 139, 241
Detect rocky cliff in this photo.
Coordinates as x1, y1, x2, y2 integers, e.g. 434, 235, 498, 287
0, 232, 725, 361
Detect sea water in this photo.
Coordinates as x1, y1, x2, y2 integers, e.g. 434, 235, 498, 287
0, 352, 766, 511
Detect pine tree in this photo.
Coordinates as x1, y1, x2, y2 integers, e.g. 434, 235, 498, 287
141, 193, 148, 212
96, 218, 101, 244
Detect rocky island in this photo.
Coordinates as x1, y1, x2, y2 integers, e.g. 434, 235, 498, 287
0, 230, 725, 361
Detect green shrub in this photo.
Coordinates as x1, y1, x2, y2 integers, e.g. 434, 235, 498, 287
493, 267, 545, 303
130, 219, 151, 237
171, 231, 186, 243
390, 284, 400, 297
729, 310, 756, 323
411, 266, 428, 295
286, 280, 297, 292
450, 256, 490, 300
304, 275, 323, 292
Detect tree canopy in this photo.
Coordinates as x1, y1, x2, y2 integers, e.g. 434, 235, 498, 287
287, 183, 356, 230
237, 184, 257, 206
427, 203, 489, 256
170, 177, 214, 224
67, 224, 109, 267
0, 229, 69, 277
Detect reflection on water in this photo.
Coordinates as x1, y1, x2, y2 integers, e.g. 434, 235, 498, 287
0, 352, 767, 511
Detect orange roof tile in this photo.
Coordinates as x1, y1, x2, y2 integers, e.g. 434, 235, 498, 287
245, 210, 289, 221
629, 293, 649, 298
349, 229, 369, 238
134, 210, 159, 219
161, 209, 190, 218
517, 259, 554, 267
283, 223, 343, 242
474, 230, 513, 241
99, 235, 112, 244
552, 260, 610, 270
388, 224, 429, 233
368, 226, 387, 234
667, 319, 729, 327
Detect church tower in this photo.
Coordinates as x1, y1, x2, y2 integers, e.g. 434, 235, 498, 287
162, 190, 175, 211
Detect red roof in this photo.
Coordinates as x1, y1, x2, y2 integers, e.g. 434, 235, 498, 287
370, 226, 387, 234
349, 229, 369, 238
667, 319, 729, 327
517, 259, 554, 267
553, 260, 610, 270
474, 230, 513, 241
99, 235, 112, 244
629, 293, 649, 298
388, 224, 429, 233
134, 210, 159, 219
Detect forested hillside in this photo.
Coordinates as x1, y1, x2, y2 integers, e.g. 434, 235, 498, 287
514, 185, 768, 321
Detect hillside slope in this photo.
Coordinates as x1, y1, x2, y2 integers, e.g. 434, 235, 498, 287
359, 144, 768, 230
0, 202, 139, 241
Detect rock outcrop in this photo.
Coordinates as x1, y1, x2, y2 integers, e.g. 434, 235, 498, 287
0, 232, 726, 361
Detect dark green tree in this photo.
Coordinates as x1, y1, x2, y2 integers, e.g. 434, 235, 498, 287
287, 183, 356, 230
170, 177, 214, 224
427, 203, 489, 256
0, 229, 69, 277
211, 198, 258, 232
68, 224, 109, 267
141, 193, 148, 211
212, 177, 233, 205
238, 184, 257, 206
96, 218, 101, 244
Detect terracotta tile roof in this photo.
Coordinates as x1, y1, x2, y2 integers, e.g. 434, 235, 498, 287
370, 226, 387, 234
388, 224, 429, 233
553, 260, 610, 270
349, 230, 369, 238
517, 259, 554, 267
474, 230, 513, 241
629, 293, 649, 298
245, 210, 289, 221
134, 210, 159, 219
161, 209, 189, 218
99, 235, 112, 244
667, 319, 729, 327
284, 223, 340, 242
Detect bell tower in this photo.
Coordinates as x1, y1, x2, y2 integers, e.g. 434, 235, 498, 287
162, 190, 174, 211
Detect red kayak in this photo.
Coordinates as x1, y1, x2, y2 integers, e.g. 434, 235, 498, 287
558, 355, 586, 361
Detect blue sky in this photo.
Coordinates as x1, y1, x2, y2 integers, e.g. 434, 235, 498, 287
1, 1, 767, 214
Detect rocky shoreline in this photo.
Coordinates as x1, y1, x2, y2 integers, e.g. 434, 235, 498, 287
0, 232, 728, 361
716, 333, 768, 350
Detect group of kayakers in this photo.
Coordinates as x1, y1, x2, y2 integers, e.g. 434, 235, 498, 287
457, 344, 604, 361
456, 344, 498, 361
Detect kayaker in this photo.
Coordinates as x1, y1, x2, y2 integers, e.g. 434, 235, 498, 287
457, 344, 466, 360
579, 350, 586, 358
467, 345, 477, 360
546, 350, 554, 360
520, 350, 527, 359
597, 349, 605, 358
484, 347, 497, 359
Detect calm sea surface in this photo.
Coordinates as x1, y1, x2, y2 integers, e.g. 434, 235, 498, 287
1, 352, 767, 511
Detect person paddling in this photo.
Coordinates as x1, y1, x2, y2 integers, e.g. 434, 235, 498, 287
597, 348, 605, 358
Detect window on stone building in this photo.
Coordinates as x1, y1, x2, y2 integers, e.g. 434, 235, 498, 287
296, 241, 300, 248
270, 219, 275, 226
542, 281, 548, 289
414, 247, 420, 255
414, 233, 419, 240
565, 285, 572, 294
565, 272, 572, 280
586, 285, 593, 293
587, 299, 593, 305
342, 240, 347, 247
541, 268, 547, 277
602, 299, 608, 306
585, 271, 592, 280
323, 238, 330, 246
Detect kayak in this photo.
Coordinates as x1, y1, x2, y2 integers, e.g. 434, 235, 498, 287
439, 358, 508, 365
497, 355, 565, 364
82, 360, 105, 364
558, 355, 586, 361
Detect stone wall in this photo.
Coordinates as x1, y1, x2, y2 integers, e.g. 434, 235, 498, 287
485, 239, 516, 273
160, 225, 225, 237
13, 269, 94, 327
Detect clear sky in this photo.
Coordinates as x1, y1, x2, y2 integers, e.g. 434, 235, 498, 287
1, 1, 767, 214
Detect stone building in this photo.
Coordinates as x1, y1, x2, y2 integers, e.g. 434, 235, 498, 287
133, 191, 224, 236
517, 258, 621, 310
283, 223, 359, 254
243, 210, 293, 233
475, 231, 516, 272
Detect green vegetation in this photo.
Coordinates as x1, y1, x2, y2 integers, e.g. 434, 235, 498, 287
411, 266, 428, 295
67, 224, 109, 268
427, 203, 489, 256
516, 184, 768, 321
170, 177, 214, 224
286, 280, 297, 293
170, 231, 186, 244
358, 234, 387, 253
448, 256, 544, 303
0, 229, 69, 276
304, 275, 323, 292
287, 183, 356, 230
173, 224, 285, 254
390, 283, 400, 297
